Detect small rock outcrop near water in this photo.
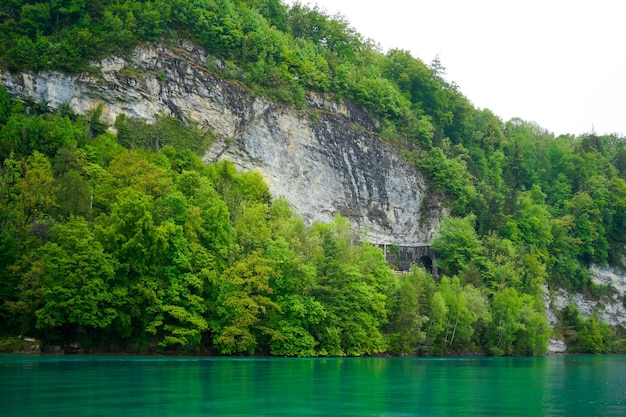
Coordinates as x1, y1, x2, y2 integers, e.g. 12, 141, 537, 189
0, 40, 443, 248
544, 265, 626, 353
0, 337, 41, 354
545, 286, 626, 329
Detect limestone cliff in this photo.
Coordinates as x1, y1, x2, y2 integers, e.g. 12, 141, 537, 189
543, 267, 626, 353
0, 40, 442, 247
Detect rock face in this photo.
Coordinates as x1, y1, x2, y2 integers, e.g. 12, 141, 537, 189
545, 286, 626, 328
0, 41, 442, 246
544, 280, 626, 353
590, 264, 626, 294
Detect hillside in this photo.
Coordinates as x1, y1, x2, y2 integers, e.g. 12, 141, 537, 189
1, 41, 443, 247
1, 0, 626, 355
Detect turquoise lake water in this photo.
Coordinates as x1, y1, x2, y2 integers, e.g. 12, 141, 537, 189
1, 354, 625, 416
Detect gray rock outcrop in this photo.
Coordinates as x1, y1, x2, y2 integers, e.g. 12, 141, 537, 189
590, 264, 626, 294
1, 40, 442, 246
545, 286, 626, 328
544, 279, 626, 353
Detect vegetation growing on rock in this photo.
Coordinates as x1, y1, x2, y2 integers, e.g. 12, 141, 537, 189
2, 0, 626, 354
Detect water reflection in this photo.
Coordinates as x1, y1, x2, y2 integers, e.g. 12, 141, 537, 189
1, 355, 625, 416
546, 355, 626, 416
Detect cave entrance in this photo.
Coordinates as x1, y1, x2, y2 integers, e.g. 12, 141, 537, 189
419, 255, 433, 275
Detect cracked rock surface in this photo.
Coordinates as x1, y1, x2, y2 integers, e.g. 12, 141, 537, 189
1, 40, 442, 246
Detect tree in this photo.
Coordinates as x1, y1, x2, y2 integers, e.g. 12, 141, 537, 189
212, 251, 281, 354
13, 151, 58, 238
416, 147, 477, 214
308, 217, 389, 356
426, 291, 448, 355
115, 115, 212, 154
55, 170, 89, 219
564, 192, 605, 264
207, 160, 271, 222
95, 149, 173, 212
385, 268, 432, 355
560, 304, 612, 353
438, 276, 489, 353
432, 215, 485, 276
486, 287, 549, 355
512, 185, 552, 260
10, 217, 119, 345
149, 191, 211, 350
0, 86, 12, 125
175, 170, 232, 270
95, 185, 218, 351
264, 238, 323, 356
482, 233, 520, 291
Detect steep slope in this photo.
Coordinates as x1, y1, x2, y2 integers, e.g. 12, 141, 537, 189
1, 40, 442, 246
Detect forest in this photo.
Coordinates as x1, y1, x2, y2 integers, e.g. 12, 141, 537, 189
1, 0, 626, 355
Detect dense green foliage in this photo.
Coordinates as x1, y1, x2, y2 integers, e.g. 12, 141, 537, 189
0, 95, 394, 355
2, 0, 626, 355
0, 96, 549, 355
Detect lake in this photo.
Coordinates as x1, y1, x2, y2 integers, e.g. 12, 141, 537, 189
1, 354, 625, 416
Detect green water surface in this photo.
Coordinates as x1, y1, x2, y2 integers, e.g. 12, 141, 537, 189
1, 354, 624, 416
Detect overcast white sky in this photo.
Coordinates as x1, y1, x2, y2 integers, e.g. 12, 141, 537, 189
285, 0, 626, 136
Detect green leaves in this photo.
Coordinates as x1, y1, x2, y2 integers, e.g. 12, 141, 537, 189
3, 0, 626, 356
309, 220, 390, 356
14, 217, 118, 335
432, 215, 485, 276
486, 287, 549, 356
385, 268, 431, 355
354, 77, 412, 122
415, 147, 477, 214
213, 252, 280, 354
